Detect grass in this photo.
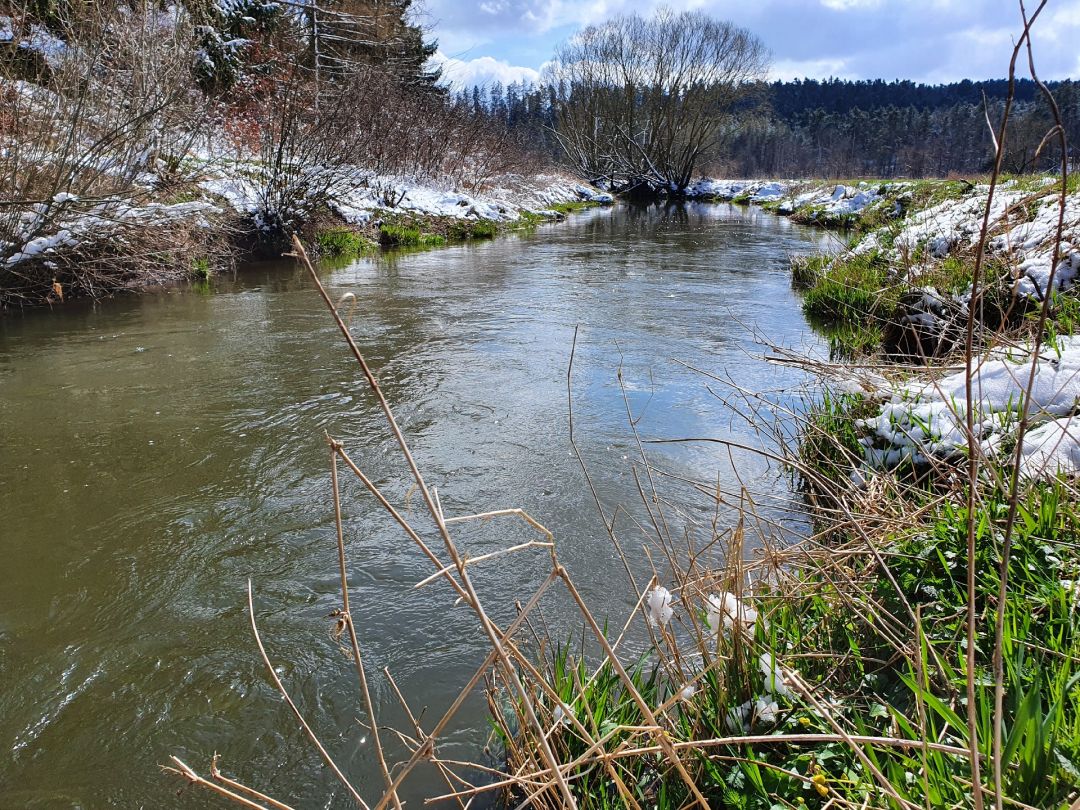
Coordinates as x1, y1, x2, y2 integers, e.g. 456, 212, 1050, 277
191, 257, 212, 281
800, 250, 900, 326
548, 200, 597, 216
447, 219, 499, 240
378, 222, 446, 247
315, 227, 375, 258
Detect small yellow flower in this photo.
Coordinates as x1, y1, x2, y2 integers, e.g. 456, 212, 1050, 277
811, 772, 829, 797
798, 716, 812, 727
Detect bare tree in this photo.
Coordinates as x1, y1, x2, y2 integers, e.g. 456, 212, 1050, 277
546, 8, 769, 196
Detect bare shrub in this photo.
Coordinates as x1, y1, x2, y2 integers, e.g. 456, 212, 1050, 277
0, 1, 221, 307
223, 61, 554, 251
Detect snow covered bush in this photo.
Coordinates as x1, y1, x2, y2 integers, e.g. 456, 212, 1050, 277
0, 2, 223, 306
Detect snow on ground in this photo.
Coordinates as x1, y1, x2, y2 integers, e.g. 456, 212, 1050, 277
784, 182, 882, 218
199, 166, 612, 226
1019, 417, 1080, 478
0, 15, 69, 68
685, 178, 883, 220
1006, 193, 1080, 299
850, 184, 1080, 301
2, 198, 221, 268
860, 337, 1080, 475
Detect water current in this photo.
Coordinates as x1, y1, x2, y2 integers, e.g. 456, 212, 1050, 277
0, 202, 833, 808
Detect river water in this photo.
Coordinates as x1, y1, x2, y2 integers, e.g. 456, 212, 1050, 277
0, 203, 831, 808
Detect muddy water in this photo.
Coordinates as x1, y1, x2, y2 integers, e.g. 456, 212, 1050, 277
0, 203, 831, 808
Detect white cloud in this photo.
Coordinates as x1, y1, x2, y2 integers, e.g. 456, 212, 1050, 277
430, 51, 542, 89
424, 0, 1080, 84
770, 57, 852, 81
819, 0, 883, 9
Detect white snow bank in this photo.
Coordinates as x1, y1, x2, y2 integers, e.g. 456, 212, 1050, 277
861, 188, 1027, 261
1018, 417, 1080, 478
684, 178, 754, 199
780, 182, 882, 218
199, 165, 610, 225
2, 199, 220, 267
861, 337, 1080, 472
750, 182, 786, 202
683, 179, 794, 201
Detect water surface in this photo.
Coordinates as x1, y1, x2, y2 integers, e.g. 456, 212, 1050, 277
0, 202, 830, 808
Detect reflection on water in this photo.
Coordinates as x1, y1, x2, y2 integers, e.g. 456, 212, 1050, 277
0, 202, 830, 808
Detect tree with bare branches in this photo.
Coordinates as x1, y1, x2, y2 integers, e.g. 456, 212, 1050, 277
546, 8, 769, 197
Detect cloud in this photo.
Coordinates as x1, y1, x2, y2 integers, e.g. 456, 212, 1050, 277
430, 51, 542, 90
770, 58, 852, 82
819, 0, 883, 9
423, 0, 1080, 83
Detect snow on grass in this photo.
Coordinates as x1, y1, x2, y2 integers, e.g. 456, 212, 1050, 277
860, 337, 1080, 474
2, 199, 221, 267
1005, 193, 1080, 299
890, 188, 1025, 259
781, 182, 883, 218
198, 165, 611, 226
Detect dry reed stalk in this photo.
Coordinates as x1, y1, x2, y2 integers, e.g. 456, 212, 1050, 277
165, 757, 289, 810
990, 5, 1070, 807
328, 443, 400, 810
959, 7, 1046, 805
246, 581, 371, 809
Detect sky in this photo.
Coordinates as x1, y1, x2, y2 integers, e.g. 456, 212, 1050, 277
419, 0, 1080, 90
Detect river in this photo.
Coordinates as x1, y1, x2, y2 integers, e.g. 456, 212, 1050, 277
0, 202, 832, 808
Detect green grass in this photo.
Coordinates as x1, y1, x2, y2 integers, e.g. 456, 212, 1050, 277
315, 227, 375, 258
800, 251, 900, 326
548, 200, 596, 216
191, 257, 211, 281
791, 254, 829, 289
1041, 291, 1080, 343
378, 223, 446, 247
447, 219, 499, 241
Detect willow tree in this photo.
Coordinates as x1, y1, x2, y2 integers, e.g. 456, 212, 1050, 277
547, 9, 769, 196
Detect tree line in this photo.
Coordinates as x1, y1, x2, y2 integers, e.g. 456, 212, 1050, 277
463, 75, 1078, 182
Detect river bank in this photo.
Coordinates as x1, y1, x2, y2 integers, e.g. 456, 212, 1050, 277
0, 157, 613, 309
481, 174, 1080, 808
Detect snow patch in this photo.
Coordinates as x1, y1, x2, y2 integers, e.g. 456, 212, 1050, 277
861, 337, 1080, 474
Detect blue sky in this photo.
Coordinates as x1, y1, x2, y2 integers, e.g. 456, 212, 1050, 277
420, 0, 1080, 89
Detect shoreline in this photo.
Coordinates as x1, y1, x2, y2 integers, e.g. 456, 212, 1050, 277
0, 169, 614, 312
